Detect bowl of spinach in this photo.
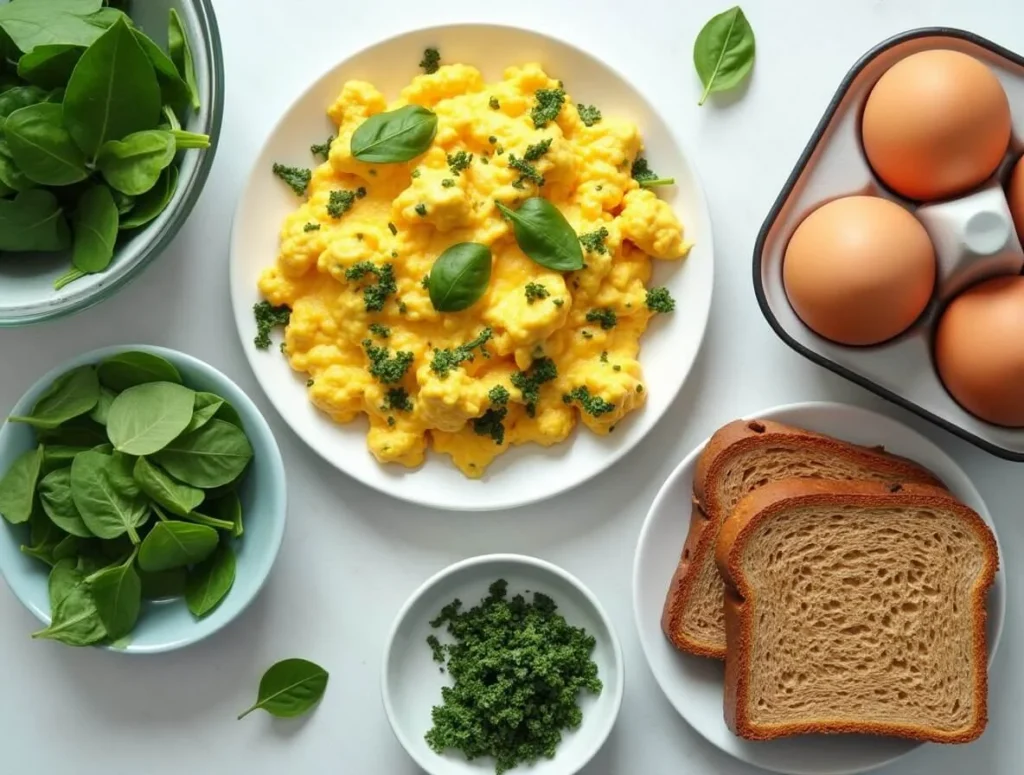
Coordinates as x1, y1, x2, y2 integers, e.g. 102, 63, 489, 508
0, 345, 287, 653
0, 0, 223, 327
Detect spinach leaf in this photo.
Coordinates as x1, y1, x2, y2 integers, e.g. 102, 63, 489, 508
0, 138, 34, 192
0, 445, 43, 524
0, 1, 105, 53
118, 163, 176, 230
4, 102, 89, 185
63, 17, 160, 161
37, 416, 107, 447
237, 659, 330, 720
496, 198, 584, 271
0, 189, 71, 251
52, 533, 81, 561
39, 467, 93, 537
428, 242, 492, 312
137, 521, 218, 572
70, 183, 119, 276
110, 189, 135, 215
693, 6, 755, 106
8, 365, 99, 430
214, 399, 244, 430
97, 130, 175, 195
32, 580, 107, 646
167, 9, 199, 110
106, 381, 196, 456
185, 392, 225, 434
202, 491, 243, 538
70, 450, 149, 542
86, 549, 140, 639
139, 566, 186, 600
133, 456, 204, 517
350, 105, 437, 163
185, 542, 234, 618
131, 29, 190, 114
21, 507, 65, 566
48, 558, 81, 608
154, 419, 254, 489
41, 444, 88, 474
97, 350, 182, 391
169, 129, 209, 149
0, 84, 49, 133
89, 386, 115, 425
17, 44, 83, 89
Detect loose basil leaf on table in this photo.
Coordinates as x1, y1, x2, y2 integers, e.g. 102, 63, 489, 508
139, 566, 187, 600
138, 520, 218, 572
238, 658, 330, 720
89, 386, 116, 425
167, 8, 199, 110
63, 17, 160, 161
86, 549, 141, 640
0, 189, 70, 252
97, 350, 182, 392
0, 445, 44, 524
69, 449, 149, 542
154, 419, 254, 489
39, 467, 94, 537
428, 242, 492, 312
8, 364, 99, 430
32, 570, 107, 647
350, 104, 437, 163
119, 164, 178, 230
186, 542, 235, 618
17, 44, 84, 90
133, 456, 204, 517
693, 5, 756, 106
96, 129, 176, 196
4, 102, 88, 185
106, 381, 196, 456
496, 198, 584, 272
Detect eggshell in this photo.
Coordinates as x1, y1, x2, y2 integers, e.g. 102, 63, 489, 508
862, 49, 1011, 201
783, 196, 935, 346
1009, 156, 1024, 243
935, 275, 1024, 427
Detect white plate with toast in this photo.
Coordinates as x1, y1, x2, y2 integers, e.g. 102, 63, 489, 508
632, 401, 1006, 775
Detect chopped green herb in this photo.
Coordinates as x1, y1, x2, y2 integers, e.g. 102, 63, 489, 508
524, 282, 549, 304
473, 386, 511, 445
613, 364, 621, 372
369, 323, 391, 339
646, 286, 676, 313
577, 104, 602, 127
488, 136, 497, 144
508, 156, 543, 188
496, 144, 505, 156
441, 178, 455, 188
388, 222, 398, 235
524, 138, 552, 161
345, 262, 397, 312
369, 169, 378, 176
531, 88, 566, 128
310, 137, 333, 161
415, 203, 427, 217
356, 233, 364, 241
489, 96, 500, 110
420, 47, 441, 74
272, 164, 311, 196
553, 298, 565, 307
356, 186, 367, 198
362, 340, 414, 384
489, 385, 511, 406
387, 416, 396, 427
600, 351, 608, 363
327, 189, 356, 218
384, 387, 414, 412
563, 386, 616, 417
431, 328, 494, 379
510, 358, 557, 417
306, 379, 315, 387
303, 222, 321, 232
581, 330, 593, 340
398, 301, 408, 314
253, 301, 291, 350
579, 226, 609, 255
411, 169, 421, 179
586, 308, 617, 330
420, 274, 430, 289
447, 151, 473, 176
280, 342, 288, 354
637, 384, 644, 393
631, 157, 675, 187
481, 157, 490, 165
391, 250, 399, 258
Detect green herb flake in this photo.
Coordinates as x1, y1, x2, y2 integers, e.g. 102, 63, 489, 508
613, 364, 622, 372
384, 387, 413, 412
327, 189, 357, 218
553, 298, 565, 307
524, 282, 549, 304
306, 379, 314, 387
411, 168, 421, 178
488, 136, 497, 144
481, 156, 490, 165
310, 137, 333, 161
415, 203, 427, 217
563, 386, 616, 417
579, 226, 609, 255
510, 358, 557, 417
388, 222, 398, 235
387, 416, 396, 427
419, 48, 441, 74
420, 274, 430, 290
473, 384, 511, 445
369, 323, 391, 338
272, 164, 311, 196
489, 96, 500, 110
531, 88, 566, 129
447, 150, 473, 176
631, 157, 675, 188
441, 178, 455, 188
581, 330, 593, 340
585, 307, 617, 330
577, 104, 602, 127
431, 328, 493, 379
345, 262, 397, 312
253, 301, 291, 350
303, 222, 320, 232
646, 286, 676, 313
600, 351, 608, 363
362, 339, 414, 384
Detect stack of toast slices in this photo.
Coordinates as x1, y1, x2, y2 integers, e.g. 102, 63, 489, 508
661, 418, 999, 743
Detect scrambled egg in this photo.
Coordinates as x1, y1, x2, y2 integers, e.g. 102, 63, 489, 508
258, 61, 690, 478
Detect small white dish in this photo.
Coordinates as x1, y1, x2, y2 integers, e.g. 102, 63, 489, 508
632, 401, 1006, 775
382, 554, 624, 775
229, 23, 714, 511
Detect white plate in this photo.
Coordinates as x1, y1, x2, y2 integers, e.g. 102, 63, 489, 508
381, 554, 624, 775
632, 401, 1006, 775
229, 23, 714, 511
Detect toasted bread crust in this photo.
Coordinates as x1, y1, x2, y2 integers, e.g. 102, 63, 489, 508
661, 419, 944, 658
717, 479, 998, 743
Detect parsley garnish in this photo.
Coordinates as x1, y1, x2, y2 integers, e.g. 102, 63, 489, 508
508, 138, 551, 188
631, 156, 675, 187
362, 339, 414, 384
586, 308, 617, 330
430, 328, 493, 379
579, 226, 608, 254
310, 137, 332, 161
531, 88, 565, 128
577, 104, 602, 127
415, 203, 427, 216
472, 385, 511, 445
420, 47, 441, 74
327, 189, 356, 218
441, 178, 455, 188
510, 358, 557, 417
489, 96, 500, 110
384, 387, 414, 412
447, 151, 473, 176
388, 222, 398, 235
253, 301, 291, 350
303, 222, 320, 232
563, 386, 616, 417
524, 282, 549, 304
271, 164, 311, 196
646, 286, 676, 313
345, 262, 397, 312
369, 323, 390, 338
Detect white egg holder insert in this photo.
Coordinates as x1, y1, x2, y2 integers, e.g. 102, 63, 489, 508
754, 28, 1024, 461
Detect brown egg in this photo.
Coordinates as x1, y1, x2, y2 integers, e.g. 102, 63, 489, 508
862, 50, 1011, 201
1009, 156, 1024, 243
935, 276, 1024, 427
783, 196, 935, 346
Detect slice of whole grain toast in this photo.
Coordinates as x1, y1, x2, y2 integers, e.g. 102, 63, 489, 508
660, 418, 944, 659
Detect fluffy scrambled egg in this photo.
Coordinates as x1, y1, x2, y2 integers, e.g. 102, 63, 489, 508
258, 61, 690, 477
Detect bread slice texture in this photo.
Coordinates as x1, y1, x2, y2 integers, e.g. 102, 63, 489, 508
661, 419, 945, 658
717, 479, 998, 743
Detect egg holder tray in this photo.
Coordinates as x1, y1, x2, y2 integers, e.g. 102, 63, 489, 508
754, 27, 1024, 461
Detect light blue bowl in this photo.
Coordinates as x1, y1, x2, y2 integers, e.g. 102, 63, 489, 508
0, 345, 286, 653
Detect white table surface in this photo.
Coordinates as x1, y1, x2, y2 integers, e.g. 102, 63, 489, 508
1, 0, 1022, 773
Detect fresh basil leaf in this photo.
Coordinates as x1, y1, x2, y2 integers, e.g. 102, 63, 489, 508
17, 44, 83, 89
133, 456, 204, 517
0, 1, 104, 53
428, 242, 492, 312
41, 444, 89, 474
0, 189, 71, 251
63, 17, 160, 160
139, 566, 186, 600
70, 183, 119, 276
8, 365, 99, 430
69, 450, 149, 541
350, 105, 437, 163
497, 198, 584, 271
138, 521, 218, 572
167, 9, 199, 110
39, 467, 93, 537
186, 392, 225, 434
0, 445, 44, 524
118, 163, 177, 230
86, 550, 141, 640
32, 570, 107, 647
36, 416, 107, 447
237, 658, 330, 720
97, 350, 182, 392
4, 103, 89, 186
131, 29, 190, 113
89, 386, 116, 426
97, 130, 175, 195
107, 381, 196, 456
186, 542, 235, 618
153, 419, 254, 489
693, 5, 755, 106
